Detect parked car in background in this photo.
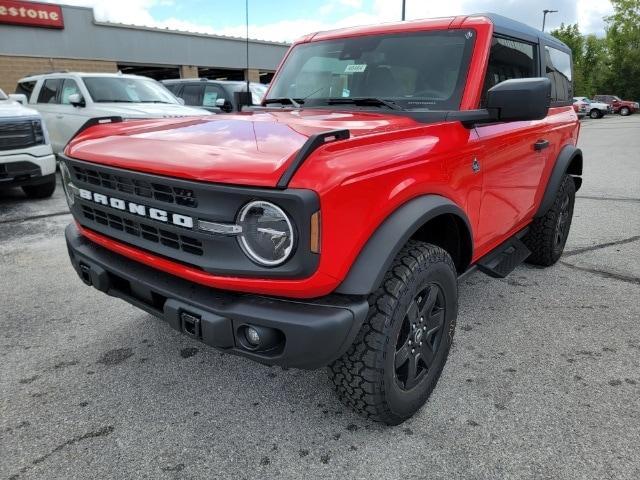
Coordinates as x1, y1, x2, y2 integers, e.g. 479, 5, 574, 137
593, 95, 638, 116
574, 97, 610, 119
0, 88, 56, 198
15, 72, 212, 154
572, 98, 587, 118
163, 79, 268, 113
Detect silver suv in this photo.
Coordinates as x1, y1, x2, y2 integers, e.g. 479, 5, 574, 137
16, 72, 212, 154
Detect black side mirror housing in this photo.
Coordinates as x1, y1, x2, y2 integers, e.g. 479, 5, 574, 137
486, 77, 552, 121
234, 91, 252, 112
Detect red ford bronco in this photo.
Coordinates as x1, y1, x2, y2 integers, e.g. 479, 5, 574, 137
61, 13, 582, 424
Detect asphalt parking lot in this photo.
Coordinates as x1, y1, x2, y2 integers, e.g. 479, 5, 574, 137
1, 114, 639, 480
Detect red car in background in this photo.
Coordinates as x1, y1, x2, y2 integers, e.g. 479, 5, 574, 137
593, 95, 639, 116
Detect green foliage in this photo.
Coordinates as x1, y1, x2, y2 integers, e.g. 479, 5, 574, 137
550, 0, 640, 100
605, 0, 640, 99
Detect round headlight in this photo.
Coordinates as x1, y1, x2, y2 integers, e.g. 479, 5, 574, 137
237, 201, 295, 266
59, 162, 76, 207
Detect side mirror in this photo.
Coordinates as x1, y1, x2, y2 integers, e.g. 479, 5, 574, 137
234, 91, 252, 111
486, 77, 551, 122
176, 97, 185, 105
68, 93, 85, 107
215, 97, 233, 112
8, 93, 27, 105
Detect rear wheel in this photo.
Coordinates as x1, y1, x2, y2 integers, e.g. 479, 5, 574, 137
524, 174, 576, 266
328, 241, 458, 425
589, 109, 602, 119
22, 177, 56, 199
620, 106, 630, 116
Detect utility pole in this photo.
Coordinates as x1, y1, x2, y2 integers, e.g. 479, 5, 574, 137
542, 9, 558, 32
401, 0, 406, 21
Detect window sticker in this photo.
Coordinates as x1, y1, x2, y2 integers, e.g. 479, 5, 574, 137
345, 64, 367, 73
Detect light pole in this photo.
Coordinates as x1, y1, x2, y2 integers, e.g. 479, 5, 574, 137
542, 9, 558, 32
402, 0, 406, 21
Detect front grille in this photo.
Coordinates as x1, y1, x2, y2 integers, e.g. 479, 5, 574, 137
0, 119, 42, 151
81, 205, 204, 256
72, 166, 197, 207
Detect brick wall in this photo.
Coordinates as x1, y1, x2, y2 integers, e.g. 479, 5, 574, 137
180, 65, 199, 79
245, 68, 261, 83
0, 55, 118, 94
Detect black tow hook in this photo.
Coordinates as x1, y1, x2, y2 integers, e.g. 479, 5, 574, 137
79, 263, 92, 286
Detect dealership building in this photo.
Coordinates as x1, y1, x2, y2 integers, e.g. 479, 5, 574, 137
0, 0, 290, 94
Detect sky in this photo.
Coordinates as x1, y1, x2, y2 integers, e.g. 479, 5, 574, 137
49, 0, 614, 42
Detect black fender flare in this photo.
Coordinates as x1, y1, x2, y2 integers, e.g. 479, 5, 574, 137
536, 145, 583, 218
335, 195, 472, 296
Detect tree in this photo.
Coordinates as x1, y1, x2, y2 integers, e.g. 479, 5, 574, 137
604, 0, 640, 98
581, 35, 609, 97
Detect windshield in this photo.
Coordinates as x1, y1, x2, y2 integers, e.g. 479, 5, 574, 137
266, 30, 475, 111
0, 88, 7, 101
83, 76, 179, 104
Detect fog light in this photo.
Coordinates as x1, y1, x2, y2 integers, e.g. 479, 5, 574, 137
245, 326, 261, 346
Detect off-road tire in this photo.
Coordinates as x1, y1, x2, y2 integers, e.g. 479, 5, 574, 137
524, 174, 576, 266
22, 177, 56, 199
619, 106, 630, 116
328, 241, 458, 425
589, 109, 602, 119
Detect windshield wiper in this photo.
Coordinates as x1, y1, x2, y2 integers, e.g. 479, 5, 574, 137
95, 99, 134, 103
140, 100, 173, 104
326, 97, 403, 110
263, 97, 303, 108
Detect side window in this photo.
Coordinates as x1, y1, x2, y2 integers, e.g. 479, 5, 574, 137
202, 85, 225, 107
545, 46, 572, 102
37, 79, 62, 104
16, 80, 36, 99
60, 79, 81, 104
481, 37, 536, 105
179, 84, 203, 106
165, 83, 180, 94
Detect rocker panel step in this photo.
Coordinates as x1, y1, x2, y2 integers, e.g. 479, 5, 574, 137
477, 236, 531, 278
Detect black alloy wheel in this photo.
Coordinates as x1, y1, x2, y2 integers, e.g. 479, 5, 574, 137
394, 283, 446, 390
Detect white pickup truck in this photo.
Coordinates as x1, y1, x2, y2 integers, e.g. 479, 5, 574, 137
0, 88, 56, 198
16, 72, 212, 154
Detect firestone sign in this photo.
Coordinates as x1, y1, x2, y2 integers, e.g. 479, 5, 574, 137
0, 0, 64, 29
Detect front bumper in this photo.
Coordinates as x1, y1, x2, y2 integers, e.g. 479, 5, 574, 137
0, 151, 56, 188
65, 223, 368, 369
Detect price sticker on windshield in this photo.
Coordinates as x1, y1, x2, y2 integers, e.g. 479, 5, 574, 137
345, 64, 367, 73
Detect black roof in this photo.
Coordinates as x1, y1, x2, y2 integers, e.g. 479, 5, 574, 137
478, 12, 570, 52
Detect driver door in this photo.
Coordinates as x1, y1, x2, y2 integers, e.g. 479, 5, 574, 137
475, 36, 549, 252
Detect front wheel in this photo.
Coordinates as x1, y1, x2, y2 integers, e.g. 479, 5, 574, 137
590, 109, 602, 119
620, 106, 630, 116
328, 241, 458, 425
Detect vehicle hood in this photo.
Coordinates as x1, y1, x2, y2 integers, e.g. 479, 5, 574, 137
0, 100, 42, 119
90, 102, 212, 118
66, 109, 420, 187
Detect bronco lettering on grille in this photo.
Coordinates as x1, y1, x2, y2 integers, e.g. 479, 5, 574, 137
78, 188, 194, 228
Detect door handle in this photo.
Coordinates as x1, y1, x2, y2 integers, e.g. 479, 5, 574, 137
533, 139, 550, 151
